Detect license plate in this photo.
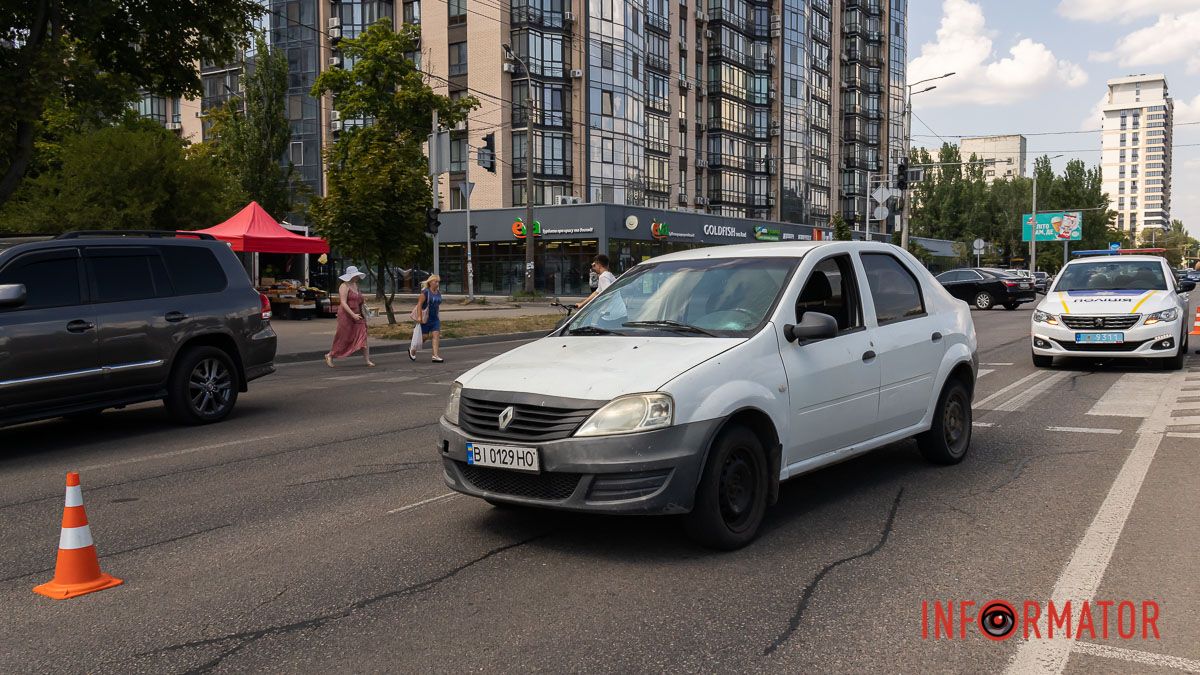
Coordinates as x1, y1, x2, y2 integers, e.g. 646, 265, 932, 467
1020, 283, 1032, 289
465, 442, 540, 473
1076, 332, 1124, 344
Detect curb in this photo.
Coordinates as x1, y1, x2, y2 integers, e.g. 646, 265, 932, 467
275, 330, 552, 364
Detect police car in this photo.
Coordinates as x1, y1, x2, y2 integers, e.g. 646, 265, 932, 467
1031, 255, 1195, 370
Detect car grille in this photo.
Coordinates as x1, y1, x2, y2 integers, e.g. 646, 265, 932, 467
459, 396, 597, 442
1060, 315, 1141, 330
458, 462, 581, 501
587, 470, 672, 502
1055, 339, 1147, 353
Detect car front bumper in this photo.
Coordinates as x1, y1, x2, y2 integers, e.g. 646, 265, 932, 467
438, 417, 722, 514
1031, 319, 1182, 358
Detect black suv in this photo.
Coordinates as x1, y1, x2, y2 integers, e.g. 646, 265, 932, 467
0, 231, 276, 427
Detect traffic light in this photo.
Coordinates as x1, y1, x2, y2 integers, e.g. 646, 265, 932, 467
469, 224, 478, 240
425, 207, 441, 235
478, 133, 496, 173
896, 160, 909, 191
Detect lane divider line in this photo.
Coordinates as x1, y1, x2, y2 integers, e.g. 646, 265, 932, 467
1046, 426, 1122, 435
986, 372, 1070, 412
974, 371, 1050, 409
387, 492, 458, 515
1072, 642, 1200, 674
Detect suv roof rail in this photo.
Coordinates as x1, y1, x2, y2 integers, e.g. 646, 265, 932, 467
55, 230, 217, 241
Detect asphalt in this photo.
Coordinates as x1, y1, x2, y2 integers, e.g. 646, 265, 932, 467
1, 304, 1198, 673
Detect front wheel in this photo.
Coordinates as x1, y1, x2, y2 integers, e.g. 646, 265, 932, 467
916, 379, 972, 465
166, 347, 240, 425
684, 425, 768, 550
1161, 331, 1187, 371
974, 292, 994, 310
1004, 303, 1019, 310
1032, 352, 1053, 368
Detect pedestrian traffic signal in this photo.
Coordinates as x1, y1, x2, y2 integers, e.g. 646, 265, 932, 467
896, 161, 909, 191
425, 207, 441, 235
469, 224, 478, 240
478, 133, 496, 173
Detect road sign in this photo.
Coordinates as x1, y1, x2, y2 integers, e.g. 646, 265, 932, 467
462, 181, 475, 198
1022, 211, 1082, 242
972, 238, 986, 253
873, 206, 890, 220
1109, 242, 1121, 251
871, 187, 893, 204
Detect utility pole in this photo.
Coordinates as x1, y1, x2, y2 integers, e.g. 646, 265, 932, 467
900, 72, 954, 250
431, 109, 440, 278
1029, 175, 1037, 278
503, 44, 537, 295
464, 145, 475, 302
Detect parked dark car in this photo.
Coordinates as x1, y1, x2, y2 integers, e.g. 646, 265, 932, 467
1186, 269, 1200, 283
0, 231, 277, 427
935, 267, 1036, 310
1034, 271, 1049, 293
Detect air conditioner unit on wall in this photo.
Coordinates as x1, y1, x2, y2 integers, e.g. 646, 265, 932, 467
329, 27, 342, 40
555, 195, 583, 205
570, 69, 584, 78
331, 120, 343, 133
328, 17, 341, 29
502, 62, 516, 73
329, 55, 343, 68
330, 110, 341, 122
563, 11, 575, 21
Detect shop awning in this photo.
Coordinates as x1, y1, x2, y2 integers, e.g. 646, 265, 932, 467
185, 202, 329, 254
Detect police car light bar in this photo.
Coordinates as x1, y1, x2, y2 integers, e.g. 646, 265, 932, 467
1071, 248, 1167, 256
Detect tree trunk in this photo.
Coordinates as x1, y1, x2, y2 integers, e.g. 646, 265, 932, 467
375, 261, 385, 301
383, 263, 398, 324
0, 1, 53, 206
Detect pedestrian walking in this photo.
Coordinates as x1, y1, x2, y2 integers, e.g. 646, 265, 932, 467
325, 266, 376, 368
409, 274, 444, 363
575, 254, 616, 309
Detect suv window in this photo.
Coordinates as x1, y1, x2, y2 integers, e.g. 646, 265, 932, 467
86, 250, 172, 302
161, 246, 227, 295
0, 252, 83, 310
796, 254, 862, 333
861, 253, 926, 325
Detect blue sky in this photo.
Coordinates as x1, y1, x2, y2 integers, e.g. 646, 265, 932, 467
907, 0, 1200, 237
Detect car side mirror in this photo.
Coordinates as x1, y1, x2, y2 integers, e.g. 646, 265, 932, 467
784, 311, 839, 343
0, 283, 26, 308
1180, 280, 1196, 292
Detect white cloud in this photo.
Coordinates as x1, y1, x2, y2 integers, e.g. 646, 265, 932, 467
1058, 0, 1200, 23
1088, 10, 1200, 73
1080, 95, 1107, 130
1177, 93, 1200, 123
908, 0, 1089, 108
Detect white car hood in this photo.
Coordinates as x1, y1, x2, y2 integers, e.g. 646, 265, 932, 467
458, 336, 745, 401
1039, 289, 1174, 315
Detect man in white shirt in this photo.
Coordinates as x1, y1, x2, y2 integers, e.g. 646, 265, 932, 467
575, 254, 616, 308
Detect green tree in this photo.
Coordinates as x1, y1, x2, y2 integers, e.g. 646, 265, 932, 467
0, 119, 242, 233
200, 35, 300, 221
1, 0, 261, 206
831, 213, 852, 240
307, 20, 478, 323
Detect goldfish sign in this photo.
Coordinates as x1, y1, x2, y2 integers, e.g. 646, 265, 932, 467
512, 218, 542, 239
650, 220, 670, 239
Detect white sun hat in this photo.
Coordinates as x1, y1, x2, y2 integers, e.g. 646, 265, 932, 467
338, 265, 367, 282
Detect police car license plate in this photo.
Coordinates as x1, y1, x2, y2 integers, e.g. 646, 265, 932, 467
1076, 332, 1124, 344
465, 442, 540, 473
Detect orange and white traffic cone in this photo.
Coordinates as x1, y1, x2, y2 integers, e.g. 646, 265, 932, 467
1191, 307, 1200, 353
33, 472, 122, 600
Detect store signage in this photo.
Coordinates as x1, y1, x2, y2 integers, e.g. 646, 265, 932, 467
542, 227, 595, 235
703, 224, 749, 238
754, 226, 782, 241
651, 220, 669, 239
782, 232, 797, 240
512, 218, 542, 239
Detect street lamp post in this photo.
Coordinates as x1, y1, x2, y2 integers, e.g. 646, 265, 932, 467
1029, 153, 1064, 277
504, 44, 537, 295
901, 72, 954, 251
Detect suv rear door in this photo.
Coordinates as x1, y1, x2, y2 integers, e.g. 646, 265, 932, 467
0, 247, 105, 413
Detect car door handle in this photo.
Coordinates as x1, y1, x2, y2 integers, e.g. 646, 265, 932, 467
66, 320, 95, 333
931, 332, 943, 342
862, 350, 876, 362
165, 311, 189, 322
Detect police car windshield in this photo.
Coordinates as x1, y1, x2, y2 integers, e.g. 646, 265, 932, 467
1054, 261, 1167, 292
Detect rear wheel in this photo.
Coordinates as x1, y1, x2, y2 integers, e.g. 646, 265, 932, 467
1032, 352, 1053, 368
916, 379, 972, 465
974, 292, 994, 310
166, 347, 239, 425
684, 425, 768, 550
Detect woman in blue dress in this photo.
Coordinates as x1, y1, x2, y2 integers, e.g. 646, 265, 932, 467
409, 274, 444, 363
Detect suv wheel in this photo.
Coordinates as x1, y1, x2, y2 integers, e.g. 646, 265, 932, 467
684, 425, 768, 550
166, 347, 239, 424
974, 292, 994, 310
916, 379, 972, 465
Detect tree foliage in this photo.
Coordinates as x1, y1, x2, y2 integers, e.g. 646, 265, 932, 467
1139, 219, 1198, 268
831, 213, 852, 240
0, 0, 261, 205
307, 20, 478, 323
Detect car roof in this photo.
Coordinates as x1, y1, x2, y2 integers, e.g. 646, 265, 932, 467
0, 235, 228, 257
1065, 255, 1167, 265
647, 240, 903, 263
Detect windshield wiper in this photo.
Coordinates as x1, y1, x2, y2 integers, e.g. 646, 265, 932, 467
567, 325, 620, 335
622, 320, 719, 337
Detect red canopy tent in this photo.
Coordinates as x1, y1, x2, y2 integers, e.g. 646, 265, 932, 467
186, 201, 328, 254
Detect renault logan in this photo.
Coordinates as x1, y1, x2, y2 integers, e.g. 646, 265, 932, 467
1031, 255, 1194, 370
439, 241, 978, 549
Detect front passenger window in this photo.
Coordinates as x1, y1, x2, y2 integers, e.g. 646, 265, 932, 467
0, 256, 82, 310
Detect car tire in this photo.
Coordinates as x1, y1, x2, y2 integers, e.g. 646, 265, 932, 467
916, 379, 972, 465
1004, 303, 1019, 310
974, 292, 994, 310
1162, 331, 1187, 371
684, 425, 768, 551
1032, 352, 1053, 368
166, 346, 240, 425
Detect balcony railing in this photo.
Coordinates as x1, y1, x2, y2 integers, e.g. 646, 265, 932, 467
646, 12, 670, 34
646, 53, 670, 72
511, 156, 574, 178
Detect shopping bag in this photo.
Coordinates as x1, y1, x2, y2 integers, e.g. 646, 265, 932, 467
409, 323, 423, 353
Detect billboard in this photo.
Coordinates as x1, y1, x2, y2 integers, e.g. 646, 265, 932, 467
1022, 211, 1082, 242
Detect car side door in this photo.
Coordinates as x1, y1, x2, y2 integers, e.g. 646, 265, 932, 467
777, 252, 880, 466
937, 270, 970, 302
0, 247, 105, 414
859, 251, 946, 437
955, 270, 986, 303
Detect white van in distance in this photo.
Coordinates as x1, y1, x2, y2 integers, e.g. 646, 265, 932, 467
439, 241, 978, 549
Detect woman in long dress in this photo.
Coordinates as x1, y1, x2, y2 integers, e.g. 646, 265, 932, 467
325, 266, 375, 368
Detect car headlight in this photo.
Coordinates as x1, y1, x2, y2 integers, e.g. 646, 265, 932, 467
1032, 310, 1059, 325
575, 393, 673, 437
1144, 308, 1179, 325
444, 382, 462, 425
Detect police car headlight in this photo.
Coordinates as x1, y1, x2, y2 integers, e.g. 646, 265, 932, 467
1032, 310, 1059, 325
576, 393, 673, 437
444, 382, 462, 426
1144, 308, 1178, 326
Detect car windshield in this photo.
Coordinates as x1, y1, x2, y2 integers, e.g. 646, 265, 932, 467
1053, 260, 1168, 292
565, 256, 798, 337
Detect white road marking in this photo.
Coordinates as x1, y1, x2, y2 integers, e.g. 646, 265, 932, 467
401, 392, 436, 397
1165, 415, 1200, 426
386, 492, 458, 515
977, 369, 994, 378
1073, 642, 1200, 673
1088, 373, 1170, 418
1046, 426, 1122, 435
1166, 432, 1200, 439
1005, 369, 1186, 674
972, 422, 996, 428
986, 372, 1070, 412
325, 374, 374, 381
78, 435, 281, 471
982, 362, 1014, 366
373, 376, 417, 383
974, 371, 1050, 409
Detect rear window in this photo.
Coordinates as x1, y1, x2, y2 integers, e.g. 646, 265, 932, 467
861, 253, 926, 324
161, 246, 228, 295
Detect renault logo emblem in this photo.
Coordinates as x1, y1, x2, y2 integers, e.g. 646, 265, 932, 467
498, 406, 515, 431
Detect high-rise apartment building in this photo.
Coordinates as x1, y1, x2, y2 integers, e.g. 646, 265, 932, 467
959, 134, 1025, 183
1100, 74, 1173, 236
